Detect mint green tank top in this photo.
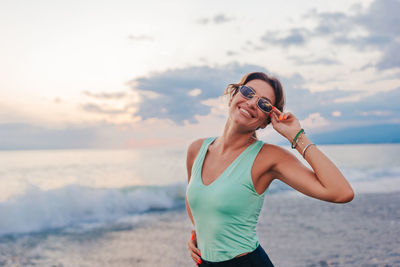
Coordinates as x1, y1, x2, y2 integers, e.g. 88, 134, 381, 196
186, 137, 267, 262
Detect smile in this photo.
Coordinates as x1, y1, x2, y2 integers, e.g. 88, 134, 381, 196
239, 107, 255, 118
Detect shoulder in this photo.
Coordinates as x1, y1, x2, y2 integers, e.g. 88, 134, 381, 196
186, 137, 209, 167
257, 142, 293, 167
186, 138, 208, 182
187, 138, 207, 159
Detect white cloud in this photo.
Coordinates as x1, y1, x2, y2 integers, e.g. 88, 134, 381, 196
188, 88, 202, 97
360, 110, 391, 116
300, 112, 330, 129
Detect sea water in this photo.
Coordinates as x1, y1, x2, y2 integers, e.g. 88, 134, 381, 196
0, 144, 399, 237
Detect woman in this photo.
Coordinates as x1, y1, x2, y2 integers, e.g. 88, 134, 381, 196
185, 72, 354, 266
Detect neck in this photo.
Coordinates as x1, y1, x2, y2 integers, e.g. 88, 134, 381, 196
213, 118, 257, 155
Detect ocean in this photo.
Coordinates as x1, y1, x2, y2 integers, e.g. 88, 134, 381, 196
0, 143, 399, 266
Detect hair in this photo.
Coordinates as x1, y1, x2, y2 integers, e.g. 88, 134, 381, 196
223, 72, 286, 139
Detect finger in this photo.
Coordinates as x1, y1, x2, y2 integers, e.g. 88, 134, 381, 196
269, 111, 279, 124
272, 106, 282, 116
190, 252, 202, 265
191, 251, 201, 262
188, 241, 201, 256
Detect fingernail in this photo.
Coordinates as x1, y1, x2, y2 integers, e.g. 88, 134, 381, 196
191, 233, 194, 240
272, 106, 276, 110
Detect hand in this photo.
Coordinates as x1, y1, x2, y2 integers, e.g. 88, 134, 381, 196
269, 107, 302, 141
187, 230, 202, 266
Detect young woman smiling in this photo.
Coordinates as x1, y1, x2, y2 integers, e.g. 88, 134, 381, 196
185, 72, 354, 266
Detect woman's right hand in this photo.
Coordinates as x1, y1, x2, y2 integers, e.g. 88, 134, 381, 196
188, 229, 202, 266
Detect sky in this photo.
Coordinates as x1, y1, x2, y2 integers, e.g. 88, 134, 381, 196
0, 0, 399, 149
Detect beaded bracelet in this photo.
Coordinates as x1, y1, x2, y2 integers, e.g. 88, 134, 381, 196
291, 128, 305, 149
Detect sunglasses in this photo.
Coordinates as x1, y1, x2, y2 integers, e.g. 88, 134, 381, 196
238, 85, 273, 113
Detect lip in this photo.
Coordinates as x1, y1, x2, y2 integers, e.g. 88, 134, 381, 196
238, 106, 255, 118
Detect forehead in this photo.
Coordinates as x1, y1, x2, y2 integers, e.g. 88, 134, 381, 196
244, 79, 276, 105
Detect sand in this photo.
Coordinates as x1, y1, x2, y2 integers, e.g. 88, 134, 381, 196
1, 191, 399, 267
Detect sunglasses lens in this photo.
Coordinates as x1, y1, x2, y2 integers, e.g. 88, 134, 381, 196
239, 85, 255, 99
258, 99, 272, 113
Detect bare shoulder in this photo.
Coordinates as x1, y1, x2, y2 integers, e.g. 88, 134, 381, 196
258, 143, 288, 160
186, 138, 207, 182
187, 138, 206, 159
255, 143, 292, 173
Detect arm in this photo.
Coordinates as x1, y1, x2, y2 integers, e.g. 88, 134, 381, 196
269, 109, 354, 203
185, 139, 204, 265
185, 139, 205, 225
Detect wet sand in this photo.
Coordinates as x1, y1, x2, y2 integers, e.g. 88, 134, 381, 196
1, 191, 399, 266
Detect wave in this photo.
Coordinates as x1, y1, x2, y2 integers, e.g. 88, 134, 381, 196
0, 166, 399, 236
0, 183, 186, 236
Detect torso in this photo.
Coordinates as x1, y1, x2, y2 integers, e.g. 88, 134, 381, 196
188, 137, 279, 258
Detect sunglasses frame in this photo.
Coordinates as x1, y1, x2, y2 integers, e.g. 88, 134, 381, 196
238, 85, 273, 114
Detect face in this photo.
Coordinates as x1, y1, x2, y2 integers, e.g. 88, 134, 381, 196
228, 79, 276, 131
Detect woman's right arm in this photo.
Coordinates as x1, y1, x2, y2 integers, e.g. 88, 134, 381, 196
186, 139, 205, 265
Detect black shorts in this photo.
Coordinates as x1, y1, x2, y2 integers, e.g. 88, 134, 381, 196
198, 244, 274, 267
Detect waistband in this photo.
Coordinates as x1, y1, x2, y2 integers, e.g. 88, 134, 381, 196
199, 245, 262, 266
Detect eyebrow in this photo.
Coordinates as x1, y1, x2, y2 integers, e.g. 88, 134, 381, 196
247, 85, 273, 104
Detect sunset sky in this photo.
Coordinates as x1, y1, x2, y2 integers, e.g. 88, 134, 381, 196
0, 0, 399, 149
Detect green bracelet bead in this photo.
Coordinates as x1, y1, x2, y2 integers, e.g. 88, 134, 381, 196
291, 128, 305, 149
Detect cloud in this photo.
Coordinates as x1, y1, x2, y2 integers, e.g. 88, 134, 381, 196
300, 112, 329, 130
288, 55, 340, 65
79, 62, 399, 130
213, 14, 234, 24
259, 0, 400, 69
277, 72, 400, 126
261, 28, 309, 47
83, 91, 126, 99
128, 62, 270, 125
0, 123, 97, 150
226, 50, 238, 56
375, 40, 400, 70
196, 14, 234, 25
81, 103, 126, 115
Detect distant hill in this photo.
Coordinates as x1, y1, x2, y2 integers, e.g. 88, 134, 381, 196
306, 124, 400, 144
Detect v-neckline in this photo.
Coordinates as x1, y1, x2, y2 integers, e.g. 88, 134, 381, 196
200, 137, 258, 187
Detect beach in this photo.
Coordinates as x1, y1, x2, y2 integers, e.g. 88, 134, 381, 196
0, 144, 399, 266
1, 191, 399, 267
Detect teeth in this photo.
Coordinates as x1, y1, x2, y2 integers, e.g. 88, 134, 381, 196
240, 107, 252, 117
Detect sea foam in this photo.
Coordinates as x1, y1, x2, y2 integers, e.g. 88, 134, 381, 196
0, 183, 185, 236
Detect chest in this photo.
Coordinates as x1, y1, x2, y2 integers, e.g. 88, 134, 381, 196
200, 147, 274, 195
201, 151, 239, 186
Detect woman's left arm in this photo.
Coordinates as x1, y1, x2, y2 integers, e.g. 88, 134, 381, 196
269, 108, 355, 203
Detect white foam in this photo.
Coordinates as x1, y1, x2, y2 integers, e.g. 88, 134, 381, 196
0, 184, 184, 236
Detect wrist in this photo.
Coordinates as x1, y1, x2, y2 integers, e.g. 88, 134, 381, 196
286, 128, 302, 141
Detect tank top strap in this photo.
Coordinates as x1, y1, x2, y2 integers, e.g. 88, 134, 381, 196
191, 137, 217, 178
233, 140, 264, 169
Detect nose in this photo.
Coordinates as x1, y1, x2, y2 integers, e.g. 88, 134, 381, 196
246, 96, 258, 109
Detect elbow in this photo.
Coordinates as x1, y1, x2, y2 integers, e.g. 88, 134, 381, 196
333, 189, 355, 203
